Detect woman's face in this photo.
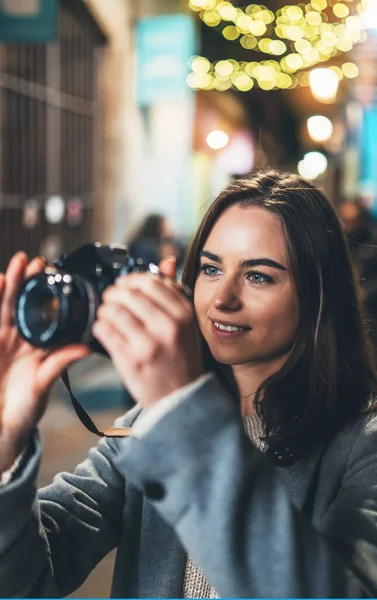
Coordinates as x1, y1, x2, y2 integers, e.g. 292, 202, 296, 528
194, 204, 299, 367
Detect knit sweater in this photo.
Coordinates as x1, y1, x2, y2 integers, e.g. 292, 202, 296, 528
182, 414, 266, 598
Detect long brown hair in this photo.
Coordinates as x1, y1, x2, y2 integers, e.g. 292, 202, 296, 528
183, 170, 377, 454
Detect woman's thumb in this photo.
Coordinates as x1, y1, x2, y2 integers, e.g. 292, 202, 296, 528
159, 255, 177, 279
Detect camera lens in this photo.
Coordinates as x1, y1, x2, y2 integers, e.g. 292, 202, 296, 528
15, 270, 97, 348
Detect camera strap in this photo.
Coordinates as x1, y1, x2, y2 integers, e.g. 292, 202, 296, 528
61, 370, 133, 438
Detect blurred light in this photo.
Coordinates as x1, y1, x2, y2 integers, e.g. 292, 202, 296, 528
309, 67, 339, 102
217, 2, 238, 20
284, 53, 304, 70
342, 62, 359, 78
329, 65, 343, 80
307, 115, 334, 142
206, 130, 230, 150
216, 131, 255, 175
306, 11, 322, 26
361, 0, 377, 29
311, 0, 328, 10
333, 3, 350, 17
240, 34, 258, 49
222, 25, 240, 40
215, 60, 234, 77
45, 195, 65, 224
249, 20, 267, 36
269, 40, 287, 54
298, 151, 328, 179
233, 73, 254, 90
191, 57, 210, 74
286, 6, 304, 20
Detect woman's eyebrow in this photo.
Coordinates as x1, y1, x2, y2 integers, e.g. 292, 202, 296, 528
199, 250, 287, 271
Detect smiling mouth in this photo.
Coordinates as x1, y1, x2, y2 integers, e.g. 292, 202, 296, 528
211, 320, 251, 333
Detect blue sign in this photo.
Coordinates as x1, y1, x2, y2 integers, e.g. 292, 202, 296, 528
136, 14, 196, 107
0, 0, 58, 43
359, 106, 377, 215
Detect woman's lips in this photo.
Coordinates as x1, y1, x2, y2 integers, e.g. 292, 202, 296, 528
210, 319, 251, 340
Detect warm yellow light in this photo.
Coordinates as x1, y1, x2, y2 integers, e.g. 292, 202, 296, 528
258, 79, 276, 90
307, 115, 333, 142
284, 53, 304, 71
223, 25, 240, 40
233, 73, 254, 90
186, 73, 212, 89
333, 3, 350, 17
276, 73, 292, 88
329, 65, 344, 80
206, 130, 230, 150
202, 10, 222, 26
214, 77, 232, 91
295, 39, 311, 53
249, 20, 267, 35
298, 151, 328, 179
337, 38, 353, 51
191, 57, 211, 74
311, 0, 328, 10
286, 6, 304, 20
215, 60, 234, 77
321, 31, 338, 46
217, 2, 238, 20
259, 9, 275, 24
240, 34, 258, 49
306, 11, 322, 26
303, 25, 319, 39
345, 15, 362, 30
190, 0, 214, 8
342, 62, 359, 78
286, 25, 305, 40
269, 40, 287, 54
309, 67, 339, 102
236, 14, 252, 31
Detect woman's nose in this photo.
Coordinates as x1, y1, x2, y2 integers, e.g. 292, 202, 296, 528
213, 279, 242, 311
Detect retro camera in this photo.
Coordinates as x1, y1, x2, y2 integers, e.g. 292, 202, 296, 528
14, 243, 157, 354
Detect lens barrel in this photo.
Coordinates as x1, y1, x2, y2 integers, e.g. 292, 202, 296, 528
15, 270, 97, 348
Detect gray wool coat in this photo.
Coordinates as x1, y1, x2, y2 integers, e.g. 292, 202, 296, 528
1, 374, 377, 598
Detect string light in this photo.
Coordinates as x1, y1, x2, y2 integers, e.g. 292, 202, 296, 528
187, 55, 359, 91
187, 0, 368, 90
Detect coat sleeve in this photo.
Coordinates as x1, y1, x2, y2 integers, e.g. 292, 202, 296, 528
121, 375, 377, 598
0, 405, 141, 598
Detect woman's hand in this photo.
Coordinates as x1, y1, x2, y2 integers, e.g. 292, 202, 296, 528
92, 257, 203, 409
0, 252, 90, 472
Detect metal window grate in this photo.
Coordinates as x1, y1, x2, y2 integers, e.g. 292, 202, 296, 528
0, 0, 106, 271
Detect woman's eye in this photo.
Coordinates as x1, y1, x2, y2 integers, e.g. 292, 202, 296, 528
200, 264, 221, 277
247, 271, 272, 284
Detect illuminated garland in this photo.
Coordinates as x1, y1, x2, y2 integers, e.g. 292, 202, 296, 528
187, 0, 367, 90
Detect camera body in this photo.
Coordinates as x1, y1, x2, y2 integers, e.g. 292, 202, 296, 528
15, 243, 157, 354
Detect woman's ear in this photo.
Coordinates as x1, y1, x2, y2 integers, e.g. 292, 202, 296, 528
158, 255, 177, 280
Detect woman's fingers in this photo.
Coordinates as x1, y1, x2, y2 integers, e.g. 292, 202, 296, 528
0, 252, 28, 327
114, 273, 192, 321
25, 256, 46, 279
35, 344, 91, 394
99, 289, 176, 345
158, 255, 177, 279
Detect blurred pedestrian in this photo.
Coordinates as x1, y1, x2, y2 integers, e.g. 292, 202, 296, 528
127, 213, 171, 266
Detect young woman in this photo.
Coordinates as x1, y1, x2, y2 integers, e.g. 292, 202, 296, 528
1, 170, 377, 598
